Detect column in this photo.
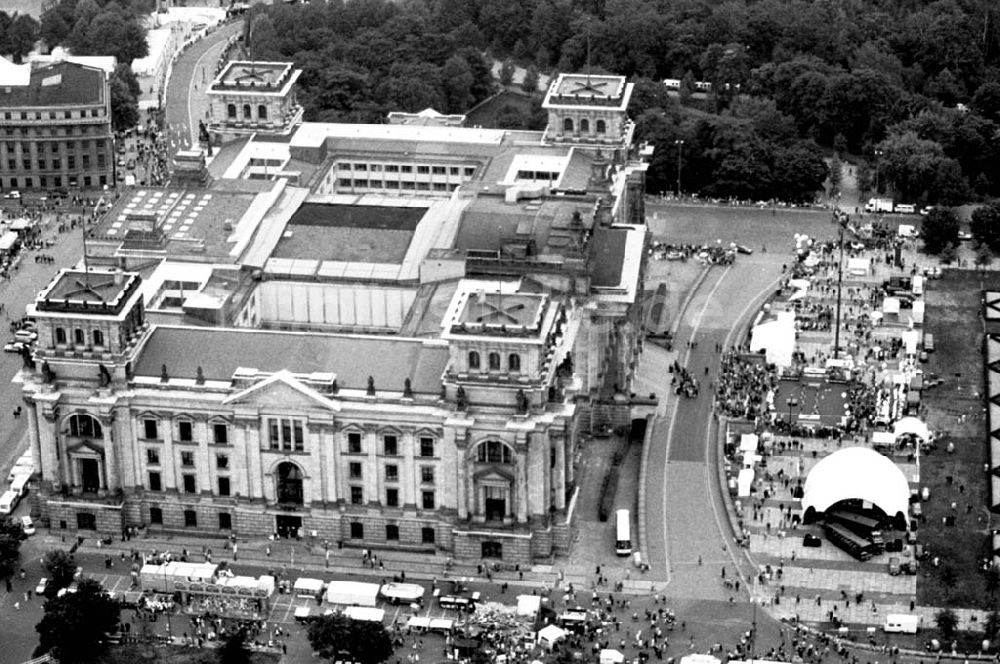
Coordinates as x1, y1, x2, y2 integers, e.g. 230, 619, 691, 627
100, 412, 118, 490
115, 406, 137, 489
198, 420, 212, 496
363, 424, 377, 505
553, 431, 567, 511
233, 418, 250, 498
160, 414, 176, 490
401, 428, 416, 507
515, 446, 528, 523
25, 397, 42, 480
449, 427, 468, 520
246, 420, 263, 500
38, 408, 60, 488
330, 424, 343, 504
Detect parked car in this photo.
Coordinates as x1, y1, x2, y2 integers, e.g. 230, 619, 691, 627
888, 557, 901, 576
803, 533, 822, 547
4, 341, 26, 353
35, 578, 48, 595
735, 244, 753, 255
20, 515, 35, 535
3, 190, 20, 200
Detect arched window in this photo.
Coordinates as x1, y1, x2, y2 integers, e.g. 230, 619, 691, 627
257, 104, 268, 120
92, 329, 104, 347
488, 352, 501, 371
468, 350, 480, 370
68, 413, 102, 438
580, 118, 590, 133
596, 119, 606, 134
74, 328, 85, 345
563, 118, 574, 133
242, 104, 252, 119
508, 353, 521, 372
477, 440, 513, 464
227, 104, 236, 119
276, 462, 304, 505
55, 327, 66, 344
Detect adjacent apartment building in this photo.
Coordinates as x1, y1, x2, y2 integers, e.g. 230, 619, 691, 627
0, 58, 114, 193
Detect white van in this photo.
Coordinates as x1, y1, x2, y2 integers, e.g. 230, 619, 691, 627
883, 614, 922, 634
7, 461, 33, 483
0, 489, 20, 515
13, 329, 37, 344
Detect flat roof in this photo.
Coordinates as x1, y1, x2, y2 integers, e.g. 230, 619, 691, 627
36, 269, 140, 315
589, 226, 627, 288
209, 61, 299, 96
542, 73, 632, 112
133, 326, 449, 393
272, 203, 425, 263
458, 293, 546, 328
0, 61, 105, 108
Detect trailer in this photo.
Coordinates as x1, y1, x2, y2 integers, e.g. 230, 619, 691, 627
883, 614, 921, 633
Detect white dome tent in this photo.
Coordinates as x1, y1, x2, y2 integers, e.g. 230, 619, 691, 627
801, 447, 910, 528
893, 417, 930, 443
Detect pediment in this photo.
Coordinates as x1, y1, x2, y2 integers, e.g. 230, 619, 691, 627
67, 439, 104, 455
224, 371, 334, 411
472, 467, 514, 484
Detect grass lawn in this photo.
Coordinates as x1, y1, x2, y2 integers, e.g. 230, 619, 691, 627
916, 269, 996, 611
97, 643, 279, 664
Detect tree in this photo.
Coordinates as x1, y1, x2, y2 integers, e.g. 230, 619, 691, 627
36, 578, 120, 664
42, 549, 77, 590
85, 13, 148, 64
109, 64, 140, 132
0, 517, 26, 580
973, 82, 1000, 124
218, 626, 252, 664
307, 614, 393, 664
856, 162, 873, 199
972, 201, 1000, 252
977, 243, 994, 271
441, 54, 474, 113
935, 608, 959, 640
3, 14, 39, 63
985, 610, 1000, 641
922, 207, 960, 255
521, 65, 539, 94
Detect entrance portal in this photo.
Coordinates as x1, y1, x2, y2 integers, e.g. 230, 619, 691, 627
77, 512, 96, 530
80, 458, 100, 493
276, 515, 302, 539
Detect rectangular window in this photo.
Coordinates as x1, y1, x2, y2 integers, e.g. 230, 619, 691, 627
347, 432, 362, 453
269, 419, 280, 449
422, 491, 435, 510
146, 449, 159, 465
143, 419, 158, 440
449, 167, 460, 176
337, 162, 350, 171
349, 462, 362, 479
148, 471, 161, 491
96, 153, 105, 168
385, 164, 399, 173
350, 522, 363, 539
419, 437, 435, 458
385, 464, 398, 482
433, 183, 447, 191
82, 154, 89, 168
293, 421, 304, 451
184, 510, 197, 527
183, 474, 196, 494
417, 165, 430, 174
150, 507, 163, 524
421, 526, 435, 544
218, 512, 232, 530
370, 164, 382, 172
401, 181, 415, 190
400, 165, 412, 173
353, 179, 369, 188
338, 178, 352, 187
432, 166, 446, 175
386, 524, 399, 541
350, 486, 363, 505
421, 466, 434, 484
385, 181, 399, 189
52, 157, 61, 169
386, 487, 398, 507
216, 454, 229, 469
383, 435, 398, 456
464, 167, 475, 177
37, 159, 45, 170
217, 477, 230, 496
353, 163, 367, 171
67, 156, 75, 169
181, 451, 195, 467
178, 421, 193, 442
281, 420, 291, 448
416, 182, 430, 191
213, 423, 228, 445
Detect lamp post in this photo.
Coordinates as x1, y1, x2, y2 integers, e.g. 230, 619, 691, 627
874, 149, 884, 194
786, 396, 799, 427
833, 212, 848, 359
674, 139, 684, 198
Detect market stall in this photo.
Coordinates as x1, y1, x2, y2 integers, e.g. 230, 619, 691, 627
537, 624, 567, 649
293, 577, 324, 599
175, 574, 274, 619
343, 606, 385, 623
325, 581, 379, 607
380, 582, 425, 605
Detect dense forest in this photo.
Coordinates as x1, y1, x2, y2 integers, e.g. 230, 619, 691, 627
245, 0, 1000, 204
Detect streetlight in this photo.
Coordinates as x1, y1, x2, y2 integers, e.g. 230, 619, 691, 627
674, 139, 684, 198
833, 211, 848, 359
785, 396, 798, 427
874, 149, 884, 194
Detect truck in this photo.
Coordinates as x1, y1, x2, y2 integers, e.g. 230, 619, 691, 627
865, 198, 895, 213
883, 614, 922, 634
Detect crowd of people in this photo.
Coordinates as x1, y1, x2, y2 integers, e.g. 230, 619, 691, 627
715, 352, 780, 421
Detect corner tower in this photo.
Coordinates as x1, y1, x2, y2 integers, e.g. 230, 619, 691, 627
542, 73, 634, 150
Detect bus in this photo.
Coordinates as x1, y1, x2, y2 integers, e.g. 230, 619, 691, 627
823, 522, 877, 561
615, 509, 632, 556
827, 509, 885, 553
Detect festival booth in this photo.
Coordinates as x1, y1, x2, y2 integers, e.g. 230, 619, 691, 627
380, 582, 425, 605
737, 468, 754, 498
894, 417, 930, 448
600, 650, 626, 664
901, 330, 920, 357
537, 624, 567, 650
871, 430, 896, 453
343, 606, 385, 623
139, 561, 218, 593
293, 577, 325, 599
175, 574, 275, 619
680, 655, 721, 664
516, 594, 541, 619
0, 231, 19, 258
911, 301, 925, 326
325, 581, 379, 607
847, 257, 871, 277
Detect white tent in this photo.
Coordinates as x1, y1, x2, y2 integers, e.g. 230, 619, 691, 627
847, 257, 871, 276
911, 300, 925, 325
680, 655, 722, 664
325, 581, 380, 607
871, 431, 896, 447
883, 297, 900, 315
601, 650, 626, 664
0, 231, 19, 253
537, 624, 567, 649
407, 616, 432, 629
737, 468, 754, 497
343, 606, 385, 623
893, 417, 930, 442
294, 577, 324, 598
801, 447, 910, 525
739, 434, 759, 453
517, 594, 541, 617
750, 311, 796, 367
901, 330, 920, 355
